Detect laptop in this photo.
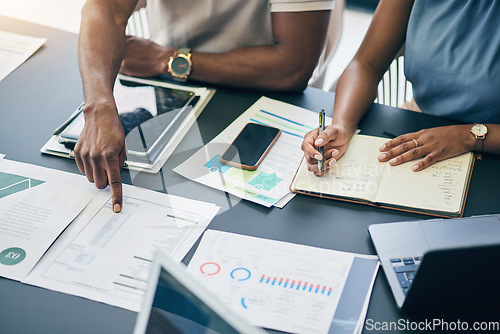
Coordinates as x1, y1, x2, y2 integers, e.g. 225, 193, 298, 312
369, 214, 500, 314
133, 250, 266, 334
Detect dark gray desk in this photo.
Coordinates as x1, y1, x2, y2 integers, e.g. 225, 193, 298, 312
1, 16, 499, 334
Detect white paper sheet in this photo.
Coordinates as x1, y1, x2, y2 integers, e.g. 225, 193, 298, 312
174, 96, 323, 207
186, 230, 369, 334
0, 159, 97, 280
0, 30, 46, 81
24, 185, 220, 311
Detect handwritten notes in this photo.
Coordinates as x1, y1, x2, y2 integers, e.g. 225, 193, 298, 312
376, 152, 472, 214
291, 134, 474, 217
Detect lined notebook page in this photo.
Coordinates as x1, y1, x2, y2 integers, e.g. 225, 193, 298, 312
291, 134, 473, 215
375, 151, 472, 214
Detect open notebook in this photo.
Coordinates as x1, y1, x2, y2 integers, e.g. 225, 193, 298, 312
290, 134, 474, 218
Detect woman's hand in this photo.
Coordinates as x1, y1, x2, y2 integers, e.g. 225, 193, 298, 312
301, 125, 352, 176
378, 124, 475, 171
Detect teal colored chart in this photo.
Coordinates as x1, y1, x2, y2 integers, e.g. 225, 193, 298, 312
248, 172, 282, 191
0, 247, 26, 266
225, 168, 257, 182
0, 172, 45, 199
204, 155, 231, 173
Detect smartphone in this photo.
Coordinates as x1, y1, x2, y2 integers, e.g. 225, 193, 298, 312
220, 123, 281, 170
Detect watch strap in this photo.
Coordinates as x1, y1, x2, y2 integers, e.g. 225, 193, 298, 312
177, 48, 191, 56
471, 124, 487, 159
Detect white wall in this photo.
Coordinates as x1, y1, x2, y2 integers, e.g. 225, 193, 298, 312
0, 0, 85, 34
323, 9, 373, 91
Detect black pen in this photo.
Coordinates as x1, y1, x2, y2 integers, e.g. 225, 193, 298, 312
318, 109, 325, 171
52, 103, 84, 135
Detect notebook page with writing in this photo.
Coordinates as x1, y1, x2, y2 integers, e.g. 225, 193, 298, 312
374, 152, 473, 215
290, 134, 473, 217
291, 135, 388, 203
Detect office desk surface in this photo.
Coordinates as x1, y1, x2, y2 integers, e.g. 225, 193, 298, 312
1, 16, 499, 334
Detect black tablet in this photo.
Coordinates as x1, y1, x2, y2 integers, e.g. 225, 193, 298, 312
59, 77, 198, 165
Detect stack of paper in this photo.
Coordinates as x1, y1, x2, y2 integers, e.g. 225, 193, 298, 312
0, 158, 220, 312
0, 159, 97, 280
25, 186, 220, 311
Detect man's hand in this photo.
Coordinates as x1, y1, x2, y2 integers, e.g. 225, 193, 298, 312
378, 124, 475, 171
74, 104, 127, 213
119, 36, 174, 78
301, 125, 352, 176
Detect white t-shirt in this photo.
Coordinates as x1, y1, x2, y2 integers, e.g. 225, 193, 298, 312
147, 0, 333, 53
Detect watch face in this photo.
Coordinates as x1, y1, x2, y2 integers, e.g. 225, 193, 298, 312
171, 56, 191, 77
472, 124, 488, 136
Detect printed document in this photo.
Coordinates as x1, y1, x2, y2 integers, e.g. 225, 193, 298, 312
174, 97, 321, 207
25, 185, 220, 311
0, 30, 46, 81
186, 230, 379, 334
0, 159, 97, 280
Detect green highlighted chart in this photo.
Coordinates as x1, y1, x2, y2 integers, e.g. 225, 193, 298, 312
204, 155, 282, 191
0, 171, 45, 199
204, 155, 283, 205
173, 97, 320, 207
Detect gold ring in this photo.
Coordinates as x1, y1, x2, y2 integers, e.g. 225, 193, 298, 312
412, 139, 419, 148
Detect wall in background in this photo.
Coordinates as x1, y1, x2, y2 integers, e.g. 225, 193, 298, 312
346, 0, 379, 12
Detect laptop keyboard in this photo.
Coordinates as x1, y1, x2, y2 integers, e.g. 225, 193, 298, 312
390, 256, 422, 295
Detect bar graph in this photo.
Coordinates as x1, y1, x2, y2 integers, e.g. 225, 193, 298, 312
259, 274, 333, 296
187, 230, 356, 334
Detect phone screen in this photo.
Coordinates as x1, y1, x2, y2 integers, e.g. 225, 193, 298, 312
221, 123, 281, 170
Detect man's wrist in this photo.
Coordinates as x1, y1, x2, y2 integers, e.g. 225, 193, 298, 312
159, 48, 177, 75
167, 48, 192, 81
82, 99, 117, 117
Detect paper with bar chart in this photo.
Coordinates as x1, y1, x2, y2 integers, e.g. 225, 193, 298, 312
0, 159, 97, 280
174, 96, 327, 207
24, 186, 219, 311
186, 230, 377, 334
0, 30, 46, 82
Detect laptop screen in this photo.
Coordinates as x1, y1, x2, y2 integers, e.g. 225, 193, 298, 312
143, 267, 240, 334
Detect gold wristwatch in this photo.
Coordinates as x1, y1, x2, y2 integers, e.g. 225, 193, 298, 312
470, 123, 488, 158
167, 48, 192, 81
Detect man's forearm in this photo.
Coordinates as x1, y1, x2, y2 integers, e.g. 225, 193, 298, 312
79, 0, 137, 109
188, 11, 330, 92
188, 44, 315, 92
119, 10, 330, 93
